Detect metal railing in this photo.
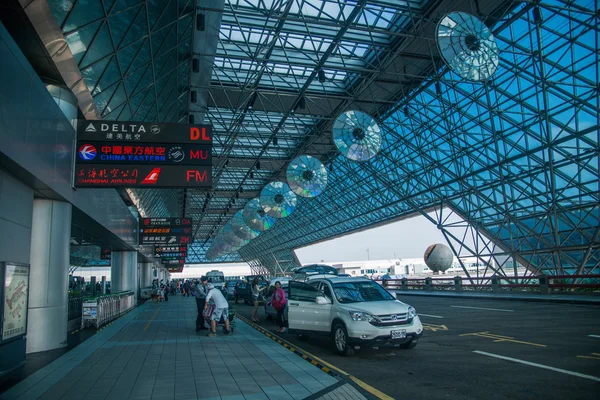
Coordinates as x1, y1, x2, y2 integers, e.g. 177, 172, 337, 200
68, 296, 83, 321
378, 274, 600, 295
81, 291, 136, 329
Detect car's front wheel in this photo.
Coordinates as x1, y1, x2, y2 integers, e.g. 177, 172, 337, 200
399, 338, 418, 349
332, 323, 355, 356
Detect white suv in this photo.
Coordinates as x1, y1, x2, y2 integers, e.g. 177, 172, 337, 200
287, 277, 423, 356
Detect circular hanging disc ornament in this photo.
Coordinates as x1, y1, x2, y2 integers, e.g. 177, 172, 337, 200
436, 11, 500, 81
242, 198, 276, 231
286, 155, 328, 198
259, 181, 297, 218
231, 210, 260, 240
333, 110, 382, 161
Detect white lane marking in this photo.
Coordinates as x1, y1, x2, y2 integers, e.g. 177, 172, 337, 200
419, 313, 444, 319
451, 305, 514, 312
473, 350, 600, 382
589, 335, 600, 339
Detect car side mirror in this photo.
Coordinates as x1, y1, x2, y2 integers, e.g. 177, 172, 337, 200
315, 296, 331, 305
391, 292, 398, 299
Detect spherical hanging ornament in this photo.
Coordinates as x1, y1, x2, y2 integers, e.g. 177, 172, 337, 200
333, 110, 382, 161
424, 243, 454, 272
436, 11, 500, 81
286, 155, 328, 198
243, 198, 276, 231
231, 210, 260, 240
260, 181, 297, 218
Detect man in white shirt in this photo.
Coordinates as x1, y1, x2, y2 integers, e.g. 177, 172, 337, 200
204, 284, 230, 337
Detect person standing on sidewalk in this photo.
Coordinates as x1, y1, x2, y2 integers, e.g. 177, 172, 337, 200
194, 277, 209, 331
204, 284, 230, 337
270, 281, 287, 333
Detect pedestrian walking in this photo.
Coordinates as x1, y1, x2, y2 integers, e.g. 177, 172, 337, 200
251, 277, 265, 322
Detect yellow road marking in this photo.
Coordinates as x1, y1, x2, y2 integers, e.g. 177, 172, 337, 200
349, 376, 395, 400
460, 331, 546, 347
236, 313, 394, 400
423, 323, 448, 332
577, 352, 600, 360
144, 307, 161, 332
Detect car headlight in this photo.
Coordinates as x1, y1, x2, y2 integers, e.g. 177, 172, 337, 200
349, 311, 376, 322
407, 306, 417, 319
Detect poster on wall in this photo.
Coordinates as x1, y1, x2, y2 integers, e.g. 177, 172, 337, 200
2, 263, 30, 341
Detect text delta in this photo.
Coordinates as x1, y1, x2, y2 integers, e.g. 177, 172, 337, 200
98, 123, 147, 133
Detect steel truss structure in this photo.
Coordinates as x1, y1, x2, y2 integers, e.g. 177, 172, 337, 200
47, 0, 599, 276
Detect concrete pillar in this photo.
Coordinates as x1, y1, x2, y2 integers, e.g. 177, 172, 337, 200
27, 199, 72, 353
139, 263, 153, 287
454, 276, 463, 292
111, 251, 138, 296
538, 274, 549, 294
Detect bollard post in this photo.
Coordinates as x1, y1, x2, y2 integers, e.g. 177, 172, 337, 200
538, 274, 549, 294
491, 275, 500, 293
454, 276, 463, 292
401, 277, 408, 291
425, 277, 432, 291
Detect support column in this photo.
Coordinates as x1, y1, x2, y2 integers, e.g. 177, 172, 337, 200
139, 263, 153, 287
27, 200, 72, 353
111, 251, 138, 298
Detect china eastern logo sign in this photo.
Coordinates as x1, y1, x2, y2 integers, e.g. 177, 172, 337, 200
78, 144, 96, 160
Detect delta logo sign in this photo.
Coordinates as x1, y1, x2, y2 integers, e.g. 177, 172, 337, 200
78, 144, 97, 160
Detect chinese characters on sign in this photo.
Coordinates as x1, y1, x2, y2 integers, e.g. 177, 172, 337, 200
142, 218, 191, 227
140, 235, 192, 245
74, 165, 212, 188
74, 120, 213, 188
155, 245, 188, 254
76, 142, 211, 166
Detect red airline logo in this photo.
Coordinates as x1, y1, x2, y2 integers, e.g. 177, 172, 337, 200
141, 168, 161, 184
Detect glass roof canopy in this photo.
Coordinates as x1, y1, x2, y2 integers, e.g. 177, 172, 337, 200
49, 0, 600, 277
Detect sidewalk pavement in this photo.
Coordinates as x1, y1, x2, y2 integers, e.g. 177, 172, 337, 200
0, 295, 347, 400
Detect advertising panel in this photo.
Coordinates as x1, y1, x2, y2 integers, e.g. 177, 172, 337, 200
76, 142, 211, 166
77, 121, 212, 144
2, 264, 30, 341
74, 165, 212, 188
167, 267, 184, 273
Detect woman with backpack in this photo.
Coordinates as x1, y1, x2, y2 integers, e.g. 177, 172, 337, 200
270, 281, 287, 333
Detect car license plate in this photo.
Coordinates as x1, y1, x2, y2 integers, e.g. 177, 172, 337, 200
391, 330, 406, 339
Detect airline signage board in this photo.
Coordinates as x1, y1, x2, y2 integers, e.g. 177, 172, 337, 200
76, 142, 211, 166
139, 227, 193, 235
74, 165, 212, 188
140, 235, 192, 245
74, 120, 213, 189
76, 121, 212, 144
155, 245, 188, 254
157, 253, 188, 260
162, 259, 186, 265
142, 218, 191, 228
